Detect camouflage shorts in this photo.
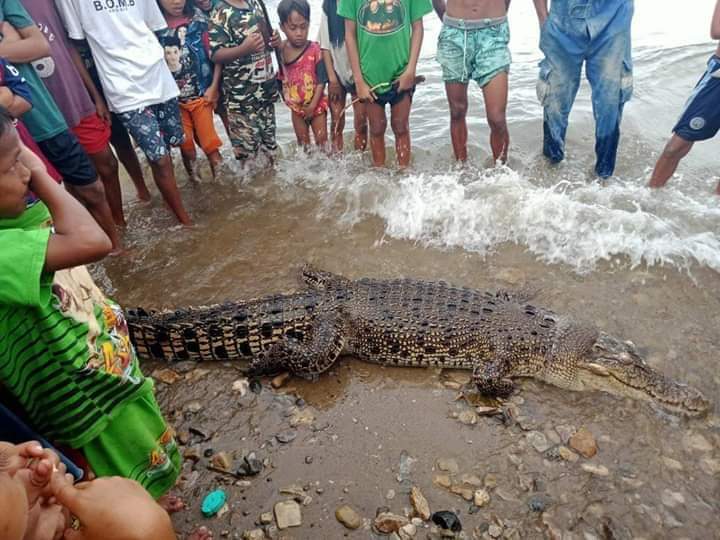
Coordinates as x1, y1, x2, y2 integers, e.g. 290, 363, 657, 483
226, 99, 277, 161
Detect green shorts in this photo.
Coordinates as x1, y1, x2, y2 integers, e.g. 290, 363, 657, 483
436, 16, 511, 87
81, 389, 181, 499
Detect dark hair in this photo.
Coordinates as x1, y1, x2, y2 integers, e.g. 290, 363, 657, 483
162, 35, 182, 48
0, 106, 14, 139
322, 0, 344, 48
157, 0, 195, 18
277, 0, 310, 24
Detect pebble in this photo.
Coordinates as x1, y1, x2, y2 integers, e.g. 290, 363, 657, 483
271, 372, 291, 388
275, 430, 297, 444
183, 447, 201, 463
430, 511, 462, 533
410, 486, 431, 520
374, 512, 409, 534
661, 457, 683, 471
473, 489, 490, 507
700, 457, 720, 475
335, 505, 363, 529
554, 424, 576, 445
398, 523, 417, 540
231, 378, 249, 395
211, 452, 233, 472
660, 489, 685, 508
475, 406, 501, 416
558, 446, 579, 462
527, 431, 551, 453
289, 409, 315, 427
683, 432, 713, 452
488, 524, 503, 538
460, 474, 483, 487
433, 475, 452, 489
436, 458, 459, 474
304, 456, 313, 464
184, 400, 203, 413
527, 494, 550, 512
569, 427, 597, 458
259, 512, 273, 525
580, 464, 609, 476
273, 500, 302, 529
458, 410, 478, 425
450, 484, 474, 501
152, 369, 181, 384
242, 529, 265, 540
386, 489, 396, 500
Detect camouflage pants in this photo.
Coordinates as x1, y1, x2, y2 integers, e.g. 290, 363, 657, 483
226, 99, 277, 161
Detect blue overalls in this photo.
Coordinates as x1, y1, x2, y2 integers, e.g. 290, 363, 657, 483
536, 0, 634, 178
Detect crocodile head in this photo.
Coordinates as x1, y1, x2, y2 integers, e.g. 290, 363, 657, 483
576, 333, 710, 417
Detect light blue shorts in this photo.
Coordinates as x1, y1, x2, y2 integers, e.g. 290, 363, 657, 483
437, 16, 511, 87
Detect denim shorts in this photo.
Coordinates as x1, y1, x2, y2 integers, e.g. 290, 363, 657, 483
117, 98, 185, 162
373, 84, 414, 107
437, 16, 511, 86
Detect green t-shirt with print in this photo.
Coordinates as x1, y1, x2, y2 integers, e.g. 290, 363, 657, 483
338, 0, 431, 94
0, 202, 151, 448
0, 0, 67, 141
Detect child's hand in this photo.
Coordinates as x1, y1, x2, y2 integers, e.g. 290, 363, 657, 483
302, 104, 315, 119
269, 30, 281, 49
328, 80, 343, 102
0, 441, 53, 478
356, 79, 375, 103
396, 68, 416, 92
95, 99, 112, 125
243, 32, 266, 55
0, 86, 14, 108
204, 85, 220, 106
19, 143, 48, 176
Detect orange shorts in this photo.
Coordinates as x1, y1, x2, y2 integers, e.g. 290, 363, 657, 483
71, 113, 111, 155
179, 98, 222, 156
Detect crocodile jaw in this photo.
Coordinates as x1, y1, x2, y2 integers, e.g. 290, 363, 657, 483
576, 334, 710, 417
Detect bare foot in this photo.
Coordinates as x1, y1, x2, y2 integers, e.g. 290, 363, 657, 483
136, 188, 152, 202
158, 494, 185, 513
187, 526, 213, 540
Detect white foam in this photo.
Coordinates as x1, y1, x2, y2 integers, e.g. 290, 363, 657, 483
274, 151, 720, 274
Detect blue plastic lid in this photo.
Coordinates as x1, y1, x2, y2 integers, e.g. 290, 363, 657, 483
201, 489, 227, 517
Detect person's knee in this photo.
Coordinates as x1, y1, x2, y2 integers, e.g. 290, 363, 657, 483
448, 99, 468, 121
93, 149, 119, 179
661, 136, 693, 160
390, 116, 409, 137
72, 180, 107, 207
486, 110, 507, 134
369, 115, 387, 138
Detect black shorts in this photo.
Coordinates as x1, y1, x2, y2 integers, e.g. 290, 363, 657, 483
373, 85, 415, 107
37, 130, 97, 186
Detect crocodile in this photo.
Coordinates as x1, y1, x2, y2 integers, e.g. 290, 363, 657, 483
126, 266, 710, 416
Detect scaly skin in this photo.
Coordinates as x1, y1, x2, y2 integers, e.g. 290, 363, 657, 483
126, 266, 710, 417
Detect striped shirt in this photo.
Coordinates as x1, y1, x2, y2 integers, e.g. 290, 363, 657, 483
0, 202, 150, 447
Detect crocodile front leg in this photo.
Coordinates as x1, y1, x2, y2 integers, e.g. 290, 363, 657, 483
472, 355, 515, 398
249, 313, 346, 381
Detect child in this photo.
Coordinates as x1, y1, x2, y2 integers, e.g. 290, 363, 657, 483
0, 0, 123, 250
157, 0, 224, 180
649, 0, 720, 194
208, 0, 281, 164
55, 0, 192, 226
319, 0, 368, 153
278, 0, 328, 148
340, 0, 430, 168
0, 108, 182, 500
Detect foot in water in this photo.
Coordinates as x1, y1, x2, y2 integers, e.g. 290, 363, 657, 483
159, 493, 185, 513
187, 526, 213, 540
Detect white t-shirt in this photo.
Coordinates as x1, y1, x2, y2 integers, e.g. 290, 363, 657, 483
318, 12, 354, 89
55, 0, 179, 113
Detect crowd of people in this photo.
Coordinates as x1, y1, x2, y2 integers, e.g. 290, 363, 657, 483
1, 0, 719, 538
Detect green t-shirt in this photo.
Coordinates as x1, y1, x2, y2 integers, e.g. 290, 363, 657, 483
338, 0, 430, 93
0, 202, 151, 448
0, 0, 67, 141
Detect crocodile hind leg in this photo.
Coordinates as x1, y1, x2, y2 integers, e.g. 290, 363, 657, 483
472, 356, 515, 398
248, 313, 346, 381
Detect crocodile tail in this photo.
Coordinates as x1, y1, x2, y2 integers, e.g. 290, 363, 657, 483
125, 307, 239, 362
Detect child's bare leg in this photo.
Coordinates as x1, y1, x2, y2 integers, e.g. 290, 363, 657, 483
329, 93, 346, 152
482, 72, 509, 163
366, 101, 387, 167
291, 112, 311, 148
88, 146, 126, 227
207, 150, 222, 177
648, 134, 694, 188
180, 148, 197, 181
110, 128, 151, 202
390, 94, 412, 168
352, 98, 368, 151
310, 112, 328, 148
148, 155, 192, 225
445, 82, 469, 162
